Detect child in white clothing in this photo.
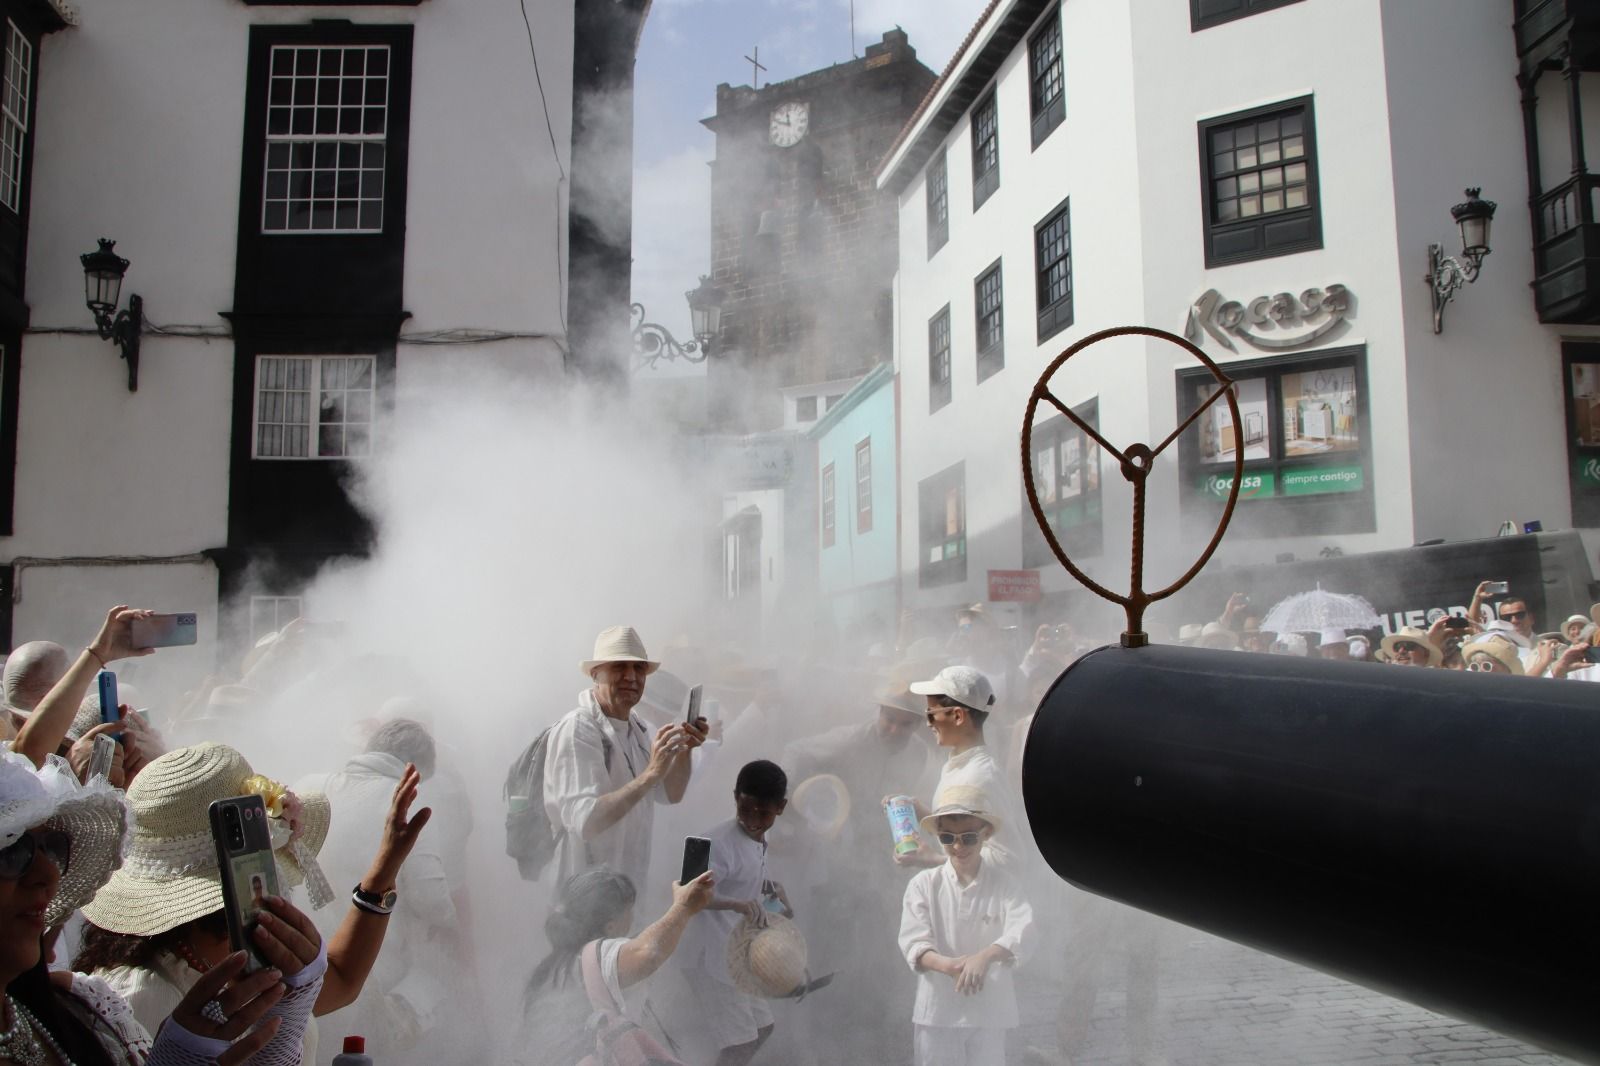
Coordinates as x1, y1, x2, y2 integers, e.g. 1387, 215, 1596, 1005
898, 785, 1034, 1066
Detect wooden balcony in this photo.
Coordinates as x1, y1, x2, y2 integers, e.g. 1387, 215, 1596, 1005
1517, 0, 1600, 80
1533, 173, 1600, 322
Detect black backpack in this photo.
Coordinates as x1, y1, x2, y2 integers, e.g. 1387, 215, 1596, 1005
504, 726, 613, 881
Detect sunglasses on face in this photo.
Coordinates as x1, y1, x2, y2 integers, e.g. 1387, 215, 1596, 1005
1501, 611, 1528, 621
1393, 642, 1422, 654
926, 705, 958, 725
1466, 659, 1502, 672
937, 831, 984, 847
0, 829, 71, 880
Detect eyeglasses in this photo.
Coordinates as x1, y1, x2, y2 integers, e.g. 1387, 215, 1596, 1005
1466, 659, 1502, 672
1393, 642, 1423, 654
1500, 611, 1528, 621
0, 829, 71, 880
925, 705, 958, 725
936, 831, 984, 847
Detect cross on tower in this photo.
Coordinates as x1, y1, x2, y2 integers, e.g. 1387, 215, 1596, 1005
744, 46, 767, 89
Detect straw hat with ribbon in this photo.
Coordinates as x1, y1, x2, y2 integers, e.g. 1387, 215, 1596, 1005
0, 748, 130, 927
82, 743, 333, 937
580, 626, 660, 679
918, 784, 1003, 837
726, 912, 809, 999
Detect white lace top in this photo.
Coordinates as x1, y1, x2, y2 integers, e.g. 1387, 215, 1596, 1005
85, 942, 326, 1065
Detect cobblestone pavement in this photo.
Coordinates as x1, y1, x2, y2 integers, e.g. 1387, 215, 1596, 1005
1007, 927, 1574, 1066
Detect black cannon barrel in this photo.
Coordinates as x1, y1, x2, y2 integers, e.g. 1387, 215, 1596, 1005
1022, 644, 1600, 1064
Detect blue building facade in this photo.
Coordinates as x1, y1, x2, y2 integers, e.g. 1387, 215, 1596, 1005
807, 363, 898, 639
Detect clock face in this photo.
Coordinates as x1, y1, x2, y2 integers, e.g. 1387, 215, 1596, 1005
770, 101, 809, 148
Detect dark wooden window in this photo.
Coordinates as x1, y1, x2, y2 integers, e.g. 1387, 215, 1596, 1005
975, 259, 1004, 382
1029, 8, 1065, 148
1200, 96, 1321, 266
1562, 343, 1600, 527
919, 461, 967, 588
821, 462, 836, 548
855, 438, 872, 534
1175, 345, 1373, 538
1035, 197, 1073, 343
971, 90, 999, 210
1191, 0, 1305, 31
1023, 398, 1103, 566
926, 149, 949, 257
929, 304, 952, 413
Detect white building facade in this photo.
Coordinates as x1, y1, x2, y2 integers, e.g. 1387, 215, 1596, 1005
4, 0, 647, 679
879, 0, 1600, 626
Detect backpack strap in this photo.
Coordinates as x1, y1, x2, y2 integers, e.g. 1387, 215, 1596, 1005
579, 939, 620, 1015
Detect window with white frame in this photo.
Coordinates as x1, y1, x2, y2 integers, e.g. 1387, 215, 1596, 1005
254, 355, 375, 459
263, 45, 390, 233
0, 22, 31, 214
249, 596, 302, 642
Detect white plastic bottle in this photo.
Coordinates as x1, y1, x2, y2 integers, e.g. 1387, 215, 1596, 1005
332, 1036, 373, 1066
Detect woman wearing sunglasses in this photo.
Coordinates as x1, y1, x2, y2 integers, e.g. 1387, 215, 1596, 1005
0, 604, 327, 1065
898, 786, 1034, 1066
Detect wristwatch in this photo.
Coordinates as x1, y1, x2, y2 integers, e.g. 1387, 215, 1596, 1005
352, 883, 397, 915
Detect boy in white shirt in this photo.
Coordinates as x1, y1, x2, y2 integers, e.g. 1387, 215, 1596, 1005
898, 785, 1034, 1066
675, 759, 794, 1066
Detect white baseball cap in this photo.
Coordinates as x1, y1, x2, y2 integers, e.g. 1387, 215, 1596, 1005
909, 665, 996, 712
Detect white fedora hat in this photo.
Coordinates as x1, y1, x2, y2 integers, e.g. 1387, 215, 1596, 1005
580, 625, 661, 679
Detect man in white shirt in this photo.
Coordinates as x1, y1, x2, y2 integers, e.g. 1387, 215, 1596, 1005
899, 666, 1024, 872
544, 626, 707, 892
899, 786, 1034, 1066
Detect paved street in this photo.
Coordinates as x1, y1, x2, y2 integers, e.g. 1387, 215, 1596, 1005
1008, 926, 1574, 1066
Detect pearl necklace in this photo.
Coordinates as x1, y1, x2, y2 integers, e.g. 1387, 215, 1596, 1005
0, 996, 73, 1066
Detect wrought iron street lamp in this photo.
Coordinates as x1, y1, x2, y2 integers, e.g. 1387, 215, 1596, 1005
1425, 188, 1497, 334
79, 238, 143, 391
633, 275, 725, 369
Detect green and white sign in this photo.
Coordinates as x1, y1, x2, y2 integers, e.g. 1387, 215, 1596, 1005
1281, 465, 1363, 496
1575, 455, 1600, 487
1200, 472, 1275, 500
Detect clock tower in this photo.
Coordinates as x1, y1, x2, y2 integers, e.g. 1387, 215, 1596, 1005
702, 29, 935, 431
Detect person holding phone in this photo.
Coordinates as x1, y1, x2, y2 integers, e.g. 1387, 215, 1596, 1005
544, 627, 707, 893
1, 720, 323, 1063
518, 867, 715, 1065
671, 760, 793, 1066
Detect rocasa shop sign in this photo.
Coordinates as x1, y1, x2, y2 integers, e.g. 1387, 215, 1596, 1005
1575, 455, 1600, 487
1201, 465, 1363, 501
1184, 284, 1351, 352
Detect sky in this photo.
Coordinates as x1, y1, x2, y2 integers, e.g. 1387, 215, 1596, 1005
630, 0, 978, 374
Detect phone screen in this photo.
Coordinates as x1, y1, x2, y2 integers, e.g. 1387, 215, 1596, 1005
1585, 646, 1600, 665
681, 836, 711, 884
210, 796, 282, 970
684, 684, 704, 726
131, 613, 199, 649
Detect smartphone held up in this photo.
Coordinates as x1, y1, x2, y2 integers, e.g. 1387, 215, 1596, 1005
209, 795, 282, 972
131, 612, 198, 649
681, 835, 711, 885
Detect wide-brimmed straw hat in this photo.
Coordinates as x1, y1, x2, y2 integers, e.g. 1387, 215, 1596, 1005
0, 749, 130, 927
1461, 636, 1525, 675
82, 743, 332, 937
580, 626, 660, 679
727, 912, 809, 998
1379, 627, 1441, 666
918, 784, 1003, 836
